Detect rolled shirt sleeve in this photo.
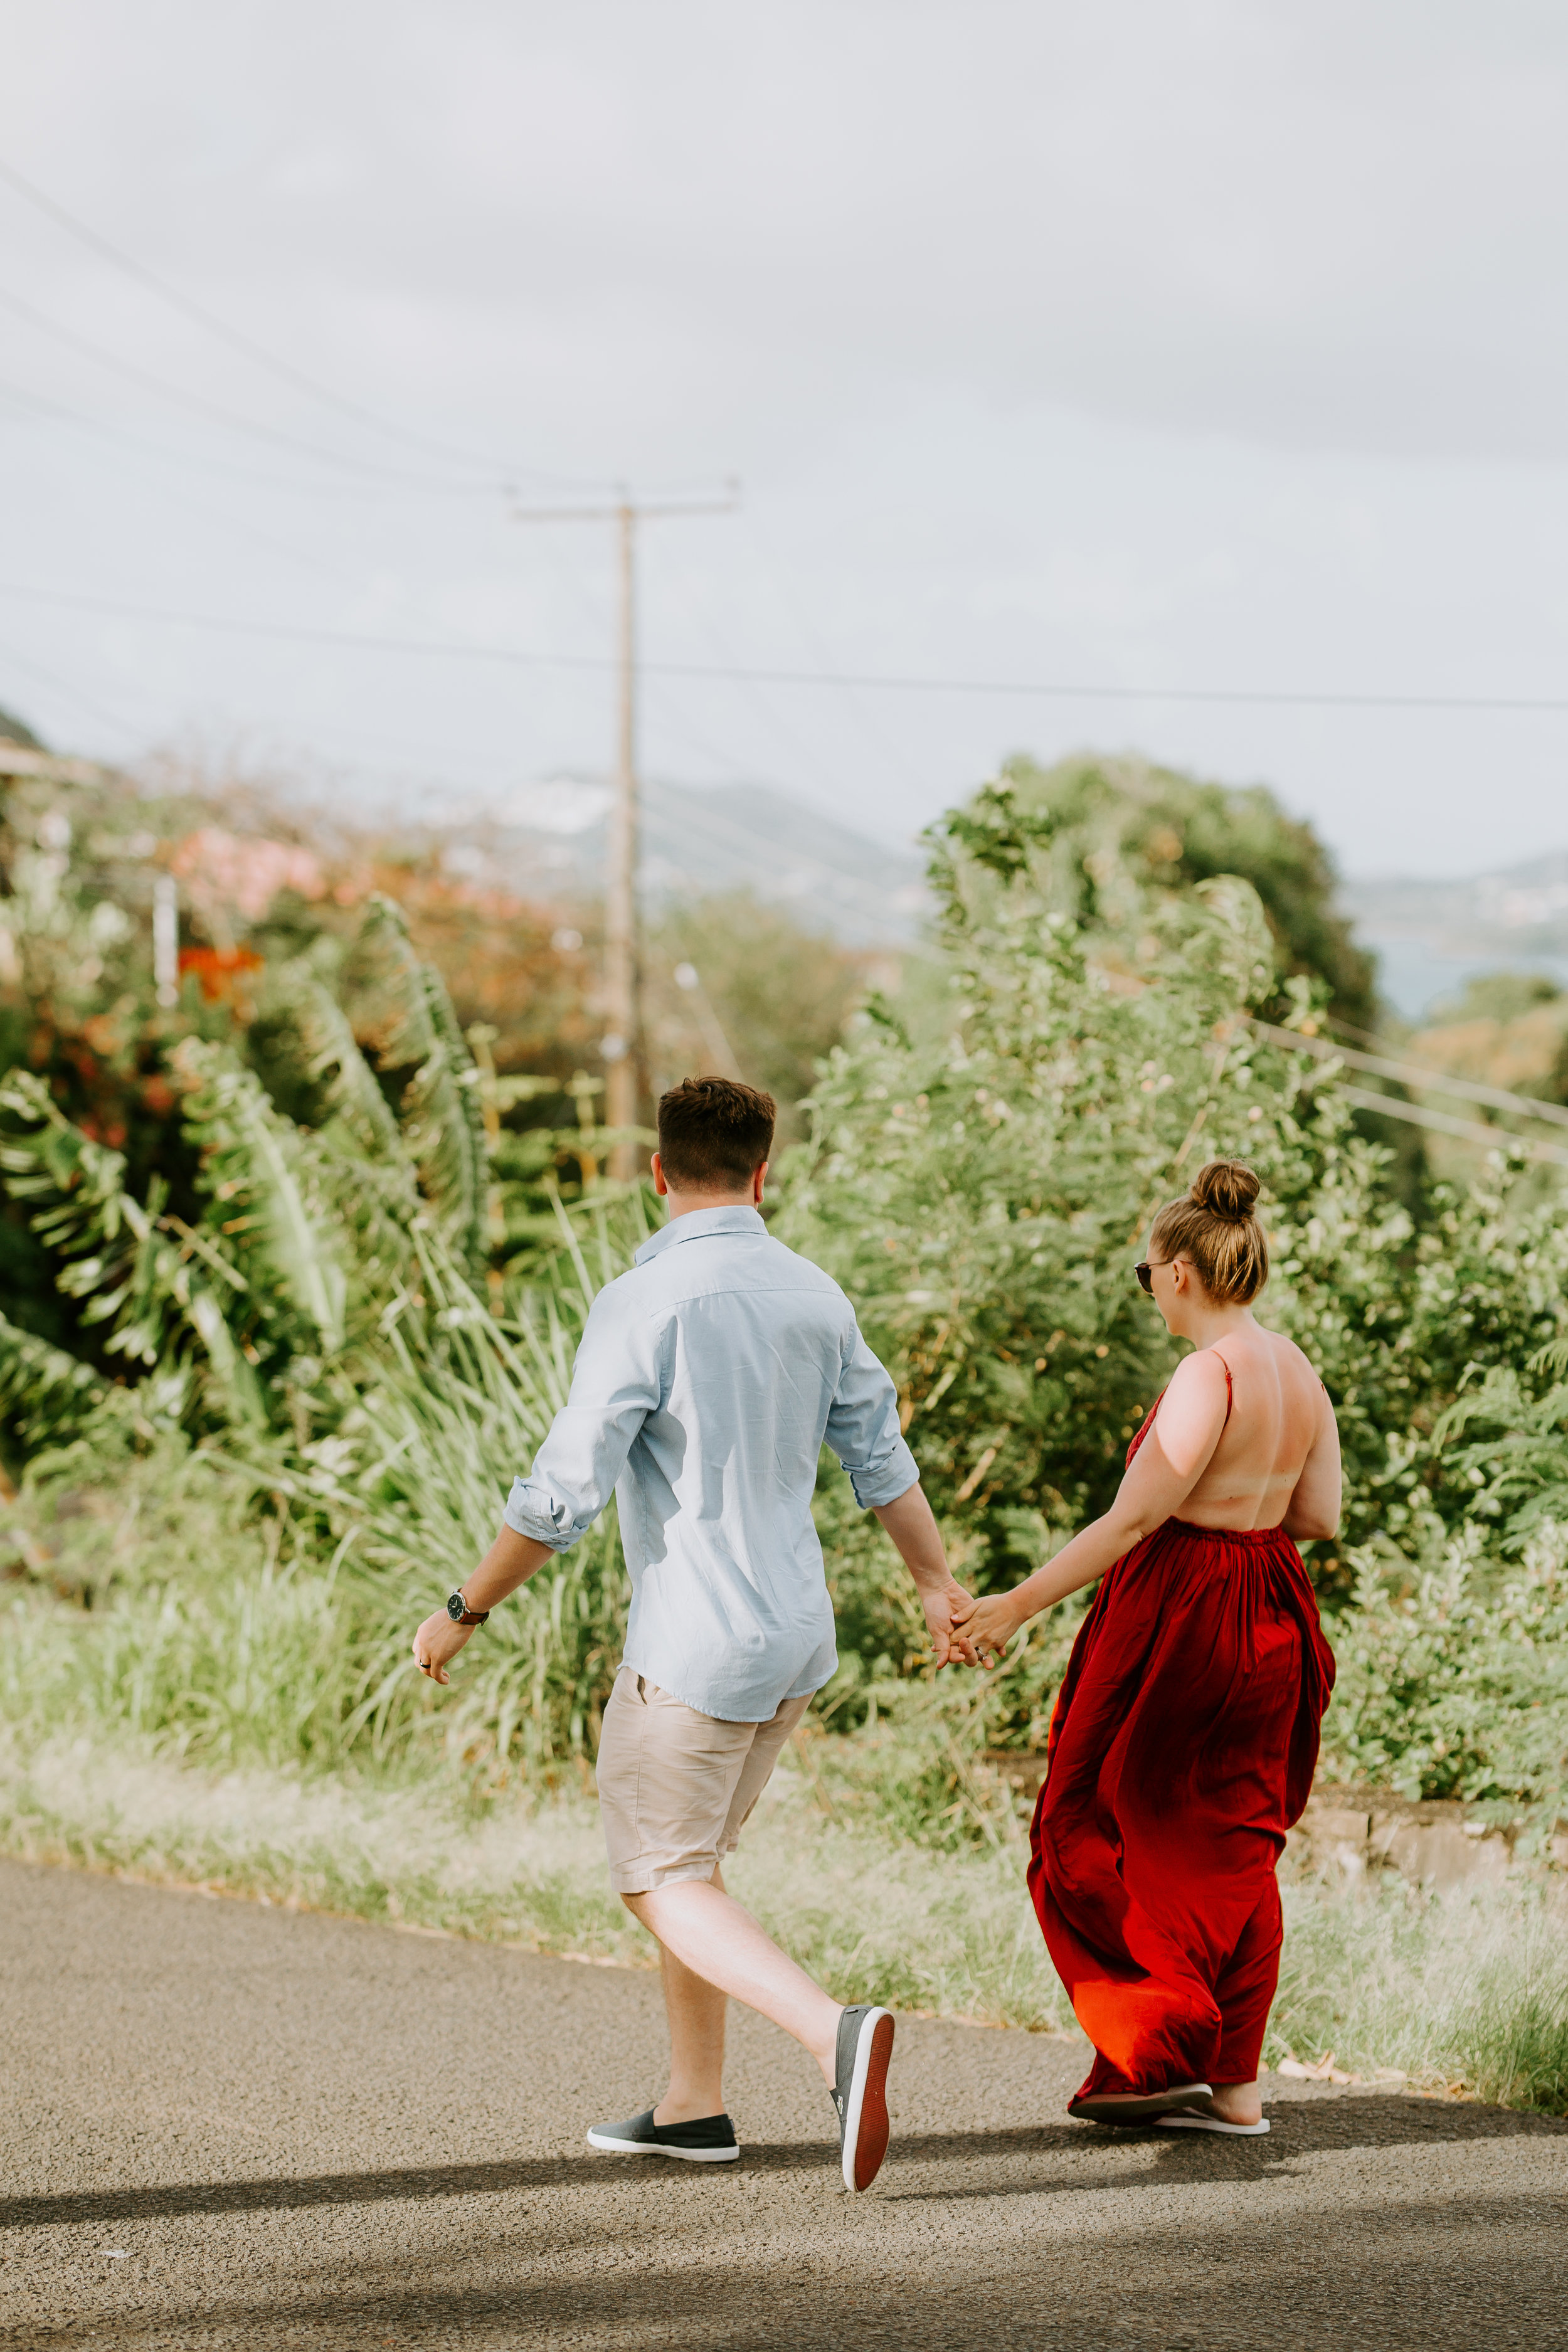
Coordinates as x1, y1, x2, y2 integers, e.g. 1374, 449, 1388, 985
825, 1320, 919, 1510
503, 1284, 665, 1551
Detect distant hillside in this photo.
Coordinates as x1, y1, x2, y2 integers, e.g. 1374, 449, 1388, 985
1342, 851, 1568, 1019
469, 777, 931, 945
0, 702, 46, 750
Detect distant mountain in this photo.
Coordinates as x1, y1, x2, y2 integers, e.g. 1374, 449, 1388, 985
1341, 852, 1568, 1019
0, 702, 46, 750
464, 777, 931, 945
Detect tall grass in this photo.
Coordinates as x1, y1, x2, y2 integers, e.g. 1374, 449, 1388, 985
3, 1713, 1562, 2112
1271, 1876, 1568, 2114
272, 1212, 644, 1764
4, 1298, 1565, 2117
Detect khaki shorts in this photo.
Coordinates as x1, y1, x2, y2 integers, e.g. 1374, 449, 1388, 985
595, 1666, 810, 1895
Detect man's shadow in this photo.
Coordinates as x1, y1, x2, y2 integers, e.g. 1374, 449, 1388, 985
3, 2092, 1559, 2232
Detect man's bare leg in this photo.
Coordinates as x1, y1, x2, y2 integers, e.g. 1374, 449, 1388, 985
649, 1867, 729, 2122
623, 1863, 842, 2095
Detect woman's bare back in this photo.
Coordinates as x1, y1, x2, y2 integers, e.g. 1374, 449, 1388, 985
1176, 1327, 1339, 1535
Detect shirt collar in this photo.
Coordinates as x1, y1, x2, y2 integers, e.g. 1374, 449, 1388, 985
633, 1204, 767, 1265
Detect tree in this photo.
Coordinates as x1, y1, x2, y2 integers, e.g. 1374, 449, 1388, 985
646, 890, 867, 1141
777, 779, 1568, 1604
991, 753, 1379, 1031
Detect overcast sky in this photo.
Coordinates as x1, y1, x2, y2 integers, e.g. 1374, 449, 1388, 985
3, 0, 1568, 878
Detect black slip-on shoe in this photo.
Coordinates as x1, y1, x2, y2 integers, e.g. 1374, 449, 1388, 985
832, 2004, 895, 2192
586, 2106, 739, 2163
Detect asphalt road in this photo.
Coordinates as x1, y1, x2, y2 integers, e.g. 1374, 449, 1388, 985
2, 1858, 1564, 2352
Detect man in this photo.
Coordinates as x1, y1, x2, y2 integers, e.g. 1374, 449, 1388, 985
413, 1075, 972, 2193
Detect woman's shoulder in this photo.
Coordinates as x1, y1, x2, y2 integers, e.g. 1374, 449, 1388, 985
1166, 1346, 1234, 1401
1253, 1325, 1326, 1391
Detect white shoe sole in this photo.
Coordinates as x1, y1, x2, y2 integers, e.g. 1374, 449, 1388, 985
585, 2129, 739, 2161
840, 2008, 895, 2193
1155, 2113, 1270, 2136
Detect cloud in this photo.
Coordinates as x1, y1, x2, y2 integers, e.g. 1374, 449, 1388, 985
6, 0, 1568, 462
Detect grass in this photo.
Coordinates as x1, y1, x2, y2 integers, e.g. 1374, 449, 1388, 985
3, 1710, 1565, 2114
0, 1719, 1074, 2030
1271, 1866, 1568, 2112
3, 1448, 1565, 2117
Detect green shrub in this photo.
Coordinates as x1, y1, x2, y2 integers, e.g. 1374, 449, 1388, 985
1321, 1521, 1568, 1826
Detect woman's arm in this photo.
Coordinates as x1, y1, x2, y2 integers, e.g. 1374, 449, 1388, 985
1281, 1384, 1342, 1542
952, 1350, 1231, 1658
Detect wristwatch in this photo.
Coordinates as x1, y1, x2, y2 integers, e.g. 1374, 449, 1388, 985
445, 1592, 490, 1626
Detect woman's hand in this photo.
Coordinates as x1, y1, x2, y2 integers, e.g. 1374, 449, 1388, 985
950, 1585, 1028, 1666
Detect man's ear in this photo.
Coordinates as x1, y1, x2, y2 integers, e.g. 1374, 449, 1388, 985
752, 1160, 768, 1205
651, 1152, 670, 1198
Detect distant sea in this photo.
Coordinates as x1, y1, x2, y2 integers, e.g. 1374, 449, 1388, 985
1364, 937, 1568, 1023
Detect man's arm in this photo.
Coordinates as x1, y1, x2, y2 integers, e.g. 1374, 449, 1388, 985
824, 1316, 975, 1668
412, 1525, 554, 1684
872, 1481, 977, 1668
411, 1283, 662, 1687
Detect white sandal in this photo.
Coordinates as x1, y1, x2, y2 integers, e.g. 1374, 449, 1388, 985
1155, 2111, 1269, 2136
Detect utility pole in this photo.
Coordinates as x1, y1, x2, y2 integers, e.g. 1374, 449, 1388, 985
512, 483, 738, 1182
603, 501, 638, 1165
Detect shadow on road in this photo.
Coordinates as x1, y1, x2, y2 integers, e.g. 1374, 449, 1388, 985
8, 2186, 1567, 2352
3, 2091, 1559, 2231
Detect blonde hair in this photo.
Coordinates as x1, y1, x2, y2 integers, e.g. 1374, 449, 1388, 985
1149, 1159, 1268, 1305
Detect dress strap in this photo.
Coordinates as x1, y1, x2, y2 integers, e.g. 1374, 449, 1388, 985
1217, 1352, 1233, 1427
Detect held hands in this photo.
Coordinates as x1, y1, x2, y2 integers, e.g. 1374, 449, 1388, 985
919, 1578, 982, 1670
948, 1585, 1028, 1668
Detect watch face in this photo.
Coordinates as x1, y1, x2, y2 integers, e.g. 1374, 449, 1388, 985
446, 1594, 464, 1622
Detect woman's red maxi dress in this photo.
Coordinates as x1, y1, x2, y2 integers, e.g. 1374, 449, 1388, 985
1027, 1364, 1336, 2104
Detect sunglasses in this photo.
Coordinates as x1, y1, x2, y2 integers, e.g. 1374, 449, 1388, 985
1134, 1258, 1172, 1295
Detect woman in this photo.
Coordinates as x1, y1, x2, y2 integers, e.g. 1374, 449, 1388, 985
952, 1160, 1338, 2137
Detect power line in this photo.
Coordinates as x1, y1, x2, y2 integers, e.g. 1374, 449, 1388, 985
0, 372, 501, 500
0, 151, 598, 491
1252, 1019, 1568, 1131
0, 282, 489, 490
0, 633, 149, 740
1337, 1085, 1568, 1169
6, 578, 1568, 716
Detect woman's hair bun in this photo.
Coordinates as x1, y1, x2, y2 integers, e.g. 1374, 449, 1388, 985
1189, 1158, 1260, 1223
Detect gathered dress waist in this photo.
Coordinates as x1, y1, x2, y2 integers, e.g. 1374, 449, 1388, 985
1165, 1516, 1293, 1547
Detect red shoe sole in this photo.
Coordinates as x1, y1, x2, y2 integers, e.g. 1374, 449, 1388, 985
852, 2012, 895, 2191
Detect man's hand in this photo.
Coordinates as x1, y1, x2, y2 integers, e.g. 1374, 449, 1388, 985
871, 1483, 982, 1666
412, 1610, 474, 1685
919, 1578, 980, 1669
410, 1526, 554, 1691
948, 1586, 1027, 1668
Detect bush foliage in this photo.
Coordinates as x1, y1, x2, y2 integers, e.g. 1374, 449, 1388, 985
1, 761, 1565, 1830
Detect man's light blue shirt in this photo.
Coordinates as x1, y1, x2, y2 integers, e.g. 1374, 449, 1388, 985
503, 1205, 919, 1722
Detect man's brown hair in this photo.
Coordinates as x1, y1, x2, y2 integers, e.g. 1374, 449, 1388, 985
657, 1075, 776, 1193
